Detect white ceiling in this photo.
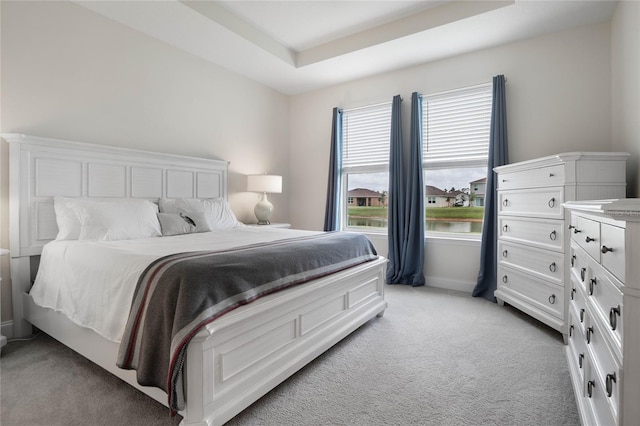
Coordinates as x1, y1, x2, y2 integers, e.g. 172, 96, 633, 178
216, 1, 447, 51
76, 0, 618, 95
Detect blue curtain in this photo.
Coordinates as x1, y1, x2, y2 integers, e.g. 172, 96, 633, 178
323, 107, 342, 231
387, 93, 425, 286
386, 96, 405, 282
473, 75, 509, 300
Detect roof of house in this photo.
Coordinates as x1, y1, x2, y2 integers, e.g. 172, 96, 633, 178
449, 190, 468, 198
425, 185, 449, 196
348, 188, 383, 197
470, 177, 487, 184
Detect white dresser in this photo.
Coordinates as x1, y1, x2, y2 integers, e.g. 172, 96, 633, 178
494, 153, 628, 339
564, 199, 639, 426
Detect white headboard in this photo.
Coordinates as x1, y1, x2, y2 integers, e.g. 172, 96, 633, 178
4, 133, 229, 336
5, 133, 228, 258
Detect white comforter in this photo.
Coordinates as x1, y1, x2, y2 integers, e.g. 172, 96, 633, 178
31, 227, 319, 342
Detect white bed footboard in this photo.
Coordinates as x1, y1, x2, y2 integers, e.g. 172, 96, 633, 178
24, 256, 386, 425
184, 256, 386, 426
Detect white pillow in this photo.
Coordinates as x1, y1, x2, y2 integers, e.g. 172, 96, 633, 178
157, 212, 212, 236
76, 199, 161, 241
159, 198, 241, 230
53, 197, 83, 240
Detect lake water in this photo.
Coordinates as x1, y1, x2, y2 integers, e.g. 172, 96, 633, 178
348, 217, 483, 234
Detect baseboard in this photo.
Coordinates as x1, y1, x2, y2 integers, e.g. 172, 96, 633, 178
425, 276, 475, 293
1, 320, 14, 341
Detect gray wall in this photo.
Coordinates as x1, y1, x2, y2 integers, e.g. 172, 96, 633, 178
288, 21, 616, 291
611, 0, 640, 198
0, 1, 290, 323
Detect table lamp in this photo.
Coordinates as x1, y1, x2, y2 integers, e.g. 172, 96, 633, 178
247, 174, 282, 225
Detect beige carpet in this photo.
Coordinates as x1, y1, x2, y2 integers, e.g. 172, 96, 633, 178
1, 285, 579, 426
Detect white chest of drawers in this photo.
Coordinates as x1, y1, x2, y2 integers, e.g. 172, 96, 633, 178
494, 152, 628, 339
564, 199, 640, 426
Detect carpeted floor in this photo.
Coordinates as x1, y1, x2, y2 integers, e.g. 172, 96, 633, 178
0, 285, 579, 426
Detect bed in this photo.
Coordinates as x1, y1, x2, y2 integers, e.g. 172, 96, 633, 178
5, 134, 387, 426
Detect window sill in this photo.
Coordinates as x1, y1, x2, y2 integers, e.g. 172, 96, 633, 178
344, 226, 387, 235
344, 228, 482, 245
425, 233, 481, 246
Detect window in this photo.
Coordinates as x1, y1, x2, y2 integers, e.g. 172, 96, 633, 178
422, 84, 492, 235
341, 102, 392, 231
336, 86, 491, 235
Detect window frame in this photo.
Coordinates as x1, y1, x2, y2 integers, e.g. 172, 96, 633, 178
421, 83, 492, 240
340, 101, 392, 233
341, 166, 390, 234
336, 84, 491, 240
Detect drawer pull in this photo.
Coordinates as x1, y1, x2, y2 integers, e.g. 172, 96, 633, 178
580, 267, 586, 282
587, 326, 594, 344
502, 250, 508, 258
568, 224, 575, 230
502, 275, 508, 283
606, 373, 617, 397
549, 173, 555, 177
587, 380, 595, 398
569, 324, 574, 337
502, 199, 509, 207
548, 197, 556, 208
573, 228, 582, 234
549, 262, 557, 273
601, 245, 614, 254
502, 225, 509, 232
571, 254, 576, 267
609, 305, 620, 330
548, 294, 556, 304
571, 287, 576, 300
549, 230, 557, 241
578, 353, 584, 369
585, 236, 596, 243
579, 308, 585, 323
589, 278, 597, 296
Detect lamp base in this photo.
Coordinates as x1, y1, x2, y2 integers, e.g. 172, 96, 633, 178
254, 193, 274, 225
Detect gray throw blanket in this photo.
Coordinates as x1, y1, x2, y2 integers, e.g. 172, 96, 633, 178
116, 232, 378, 414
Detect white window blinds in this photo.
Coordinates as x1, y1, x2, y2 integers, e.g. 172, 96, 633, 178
342, 102, 392, 169
422, 84, 492, 167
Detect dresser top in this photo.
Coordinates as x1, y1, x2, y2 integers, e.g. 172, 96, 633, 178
495, 151, 630, 173
564, 198, 640, 220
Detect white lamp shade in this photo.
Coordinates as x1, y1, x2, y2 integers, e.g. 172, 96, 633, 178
247, 175, 282, 193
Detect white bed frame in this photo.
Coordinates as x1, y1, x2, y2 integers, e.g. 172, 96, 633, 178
5, 134, 387, 426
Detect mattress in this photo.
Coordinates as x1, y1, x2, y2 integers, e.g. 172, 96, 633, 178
31, 227, 320, 342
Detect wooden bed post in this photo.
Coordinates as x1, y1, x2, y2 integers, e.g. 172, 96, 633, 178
8, 136, 32, 337
9, 257, 32, 337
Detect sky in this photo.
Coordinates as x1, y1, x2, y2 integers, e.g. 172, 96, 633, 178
348, 167, 487, 194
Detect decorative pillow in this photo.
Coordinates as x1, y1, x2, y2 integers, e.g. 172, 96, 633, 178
158, 198, 190, 214
53, 197, 83, 240
76, 199, 161, 241
159, 198, 241, 230
157, 212, 212, 236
